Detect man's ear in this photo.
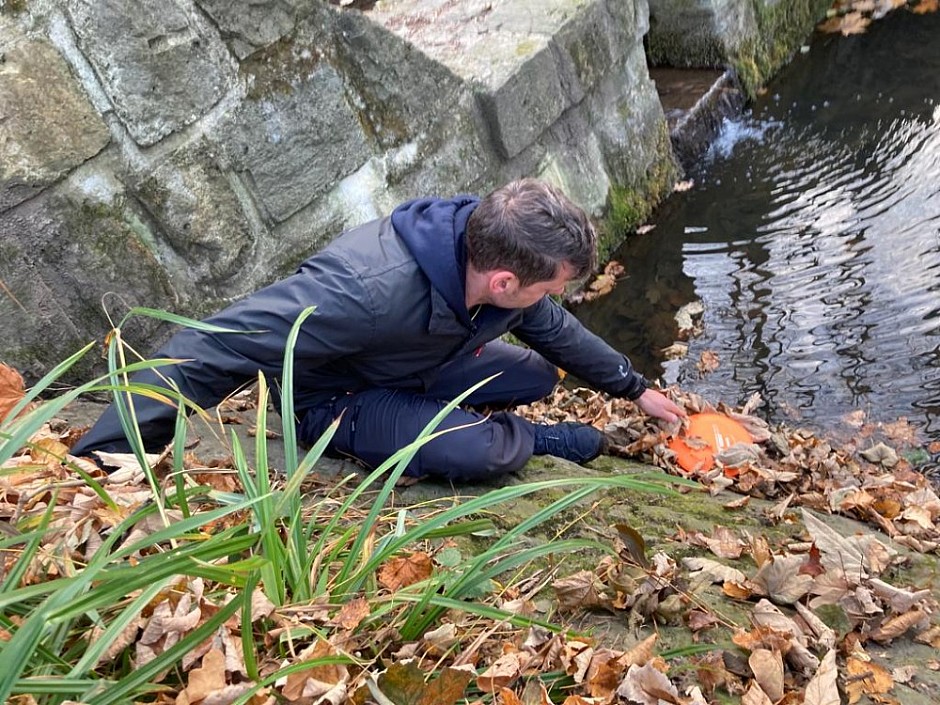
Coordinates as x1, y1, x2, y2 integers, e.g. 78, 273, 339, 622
489, 271, 517, 294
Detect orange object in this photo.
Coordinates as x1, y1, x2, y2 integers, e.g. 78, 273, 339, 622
668, 412, 752, 473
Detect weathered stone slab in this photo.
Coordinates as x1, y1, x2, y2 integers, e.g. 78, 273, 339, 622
647, 0, 757, 68
328, 6, 464, 150
195, 0, 296, 59
364, 0, 593, 160
222, 40, 371, 222
0, 38, 110, 212
132, 141, 255, 290
67, 0, 234, 146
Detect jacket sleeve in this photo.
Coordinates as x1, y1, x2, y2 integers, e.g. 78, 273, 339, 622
72, 250, 376, 456
510, 297, 648, 400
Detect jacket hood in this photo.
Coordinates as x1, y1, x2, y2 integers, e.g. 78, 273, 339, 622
391, 195, 479, 327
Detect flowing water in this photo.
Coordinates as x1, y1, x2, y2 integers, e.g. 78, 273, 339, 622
577, 9, 940, 459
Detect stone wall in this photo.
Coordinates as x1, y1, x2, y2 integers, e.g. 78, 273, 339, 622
0, 0, 831, 381
646, 0, 833, 95
1, 0, 678, 381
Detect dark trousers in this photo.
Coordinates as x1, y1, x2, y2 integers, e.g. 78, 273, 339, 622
298, 340, 560, 482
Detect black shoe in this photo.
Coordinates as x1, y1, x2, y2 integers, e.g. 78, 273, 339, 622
532, 422, 607, 464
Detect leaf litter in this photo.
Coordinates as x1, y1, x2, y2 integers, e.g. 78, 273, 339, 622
4, 345, 940, 705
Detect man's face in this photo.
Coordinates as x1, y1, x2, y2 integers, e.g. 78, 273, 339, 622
491, 262, 576, 309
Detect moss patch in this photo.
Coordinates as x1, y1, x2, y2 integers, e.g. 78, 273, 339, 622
730, 0, 832, 97
599, 123, 679, 260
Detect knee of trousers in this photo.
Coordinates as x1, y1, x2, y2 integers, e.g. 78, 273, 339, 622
419, 412, 535, 482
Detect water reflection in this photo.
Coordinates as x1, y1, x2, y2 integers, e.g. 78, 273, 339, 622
577, 10, 940, 448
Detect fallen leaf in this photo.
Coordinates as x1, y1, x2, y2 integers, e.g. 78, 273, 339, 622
845, 656, 894, 704
183, 648, 227, 703
378, 551, 433, 591
477, 652, 531, 694
753, 555, 814, 604
869, 609, 929, 643
803, 650, 839, 705
682, 557, 746, 588
0, 363, 26, 422
328, 597, 370, 631
616, 662, 681, 705
913, 0, 939, 13
748, 649, 784, 702
697, 351, 720, 374
674, 180, 695, 192
702, 526, 746, 559
621, 634, 658, 668
741, 681, 774, 705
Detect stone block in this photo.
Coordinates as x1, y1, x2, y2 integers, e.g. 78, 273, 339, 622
68, 0, 234, 146
195, 0, 296, 59
0, 38, 109, 212
223, 42, 371, 222
132, 141, 255, 291
0, 189, 178, 380
328, 7, 464, 149
364, 0, 589, 159
647, 0, 758, 68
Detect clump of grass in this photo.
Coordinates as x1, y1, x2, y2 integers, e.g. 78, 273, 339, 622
0, 307, 684, 703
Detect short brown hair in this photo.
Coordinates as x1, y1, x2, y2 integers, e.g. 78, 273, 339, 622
466, 179, 597, 286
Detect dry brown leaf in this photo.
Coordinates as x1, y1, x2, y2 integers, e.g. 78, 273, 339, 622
554, 570, 612, 611
869, 609, 929, 643
620, 634, 658, 668
687, 610, 719, 633
0, 363, 26, 422
615, 662, 681, 705
682, 557, 746, 587
497, 687, 523, 705
845, 656, 894, 704
328, 597, 370, 631
378, 551, 432, 591
748, 649, 784, 702
183, 648, 227, 703
752, 556, 814, 604
477, 651, 531, 693
741, 681, 774, 705
868, 579, 932, 613
697, 351, 720, 374
703, 526, 745, 559
913, 0, 939, 14
803, 650, 839, 705
915, 623, 940, 648
724, 495, 750, 510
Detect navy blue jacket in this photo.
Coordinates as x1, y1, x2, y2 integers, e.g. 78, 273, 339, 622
72, 196, 647, 455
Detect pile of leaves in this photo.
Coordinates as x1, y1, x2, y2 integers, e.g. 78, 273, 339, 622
4, 347, 940, 705
818, 0, 938, 36
517, 385, 940, 554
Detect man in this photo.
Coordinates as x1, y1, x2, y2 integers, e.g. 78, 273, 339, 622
73, 179, 685, 481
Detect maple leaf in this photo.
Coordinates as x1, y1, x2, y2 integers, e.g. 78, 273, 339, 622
477, 651, 531, 693
378, 551, 432, 591
752, 555, 814, 604
328, 596, 370, 631
845, 656, 894, 704
0, 363, 26, 423
376, 662, 472, 705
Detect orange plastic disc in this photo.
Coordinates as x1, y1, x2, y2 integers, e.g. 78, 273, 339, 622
668, 412, 752, 473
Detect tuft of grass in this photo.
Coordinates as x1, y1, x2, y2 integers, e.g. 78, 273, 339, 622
0, 307, 685, 703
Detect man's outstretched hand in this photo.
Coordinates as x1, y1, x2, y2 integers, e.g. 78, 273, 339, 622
635, 388, 687, 424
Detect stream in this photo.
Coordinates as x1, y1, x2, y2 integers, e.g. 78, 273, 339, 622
577, 9, 940, 462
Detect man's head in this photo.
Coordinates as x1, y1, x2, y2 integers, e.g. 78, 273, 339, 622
464, 179, 597, 308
